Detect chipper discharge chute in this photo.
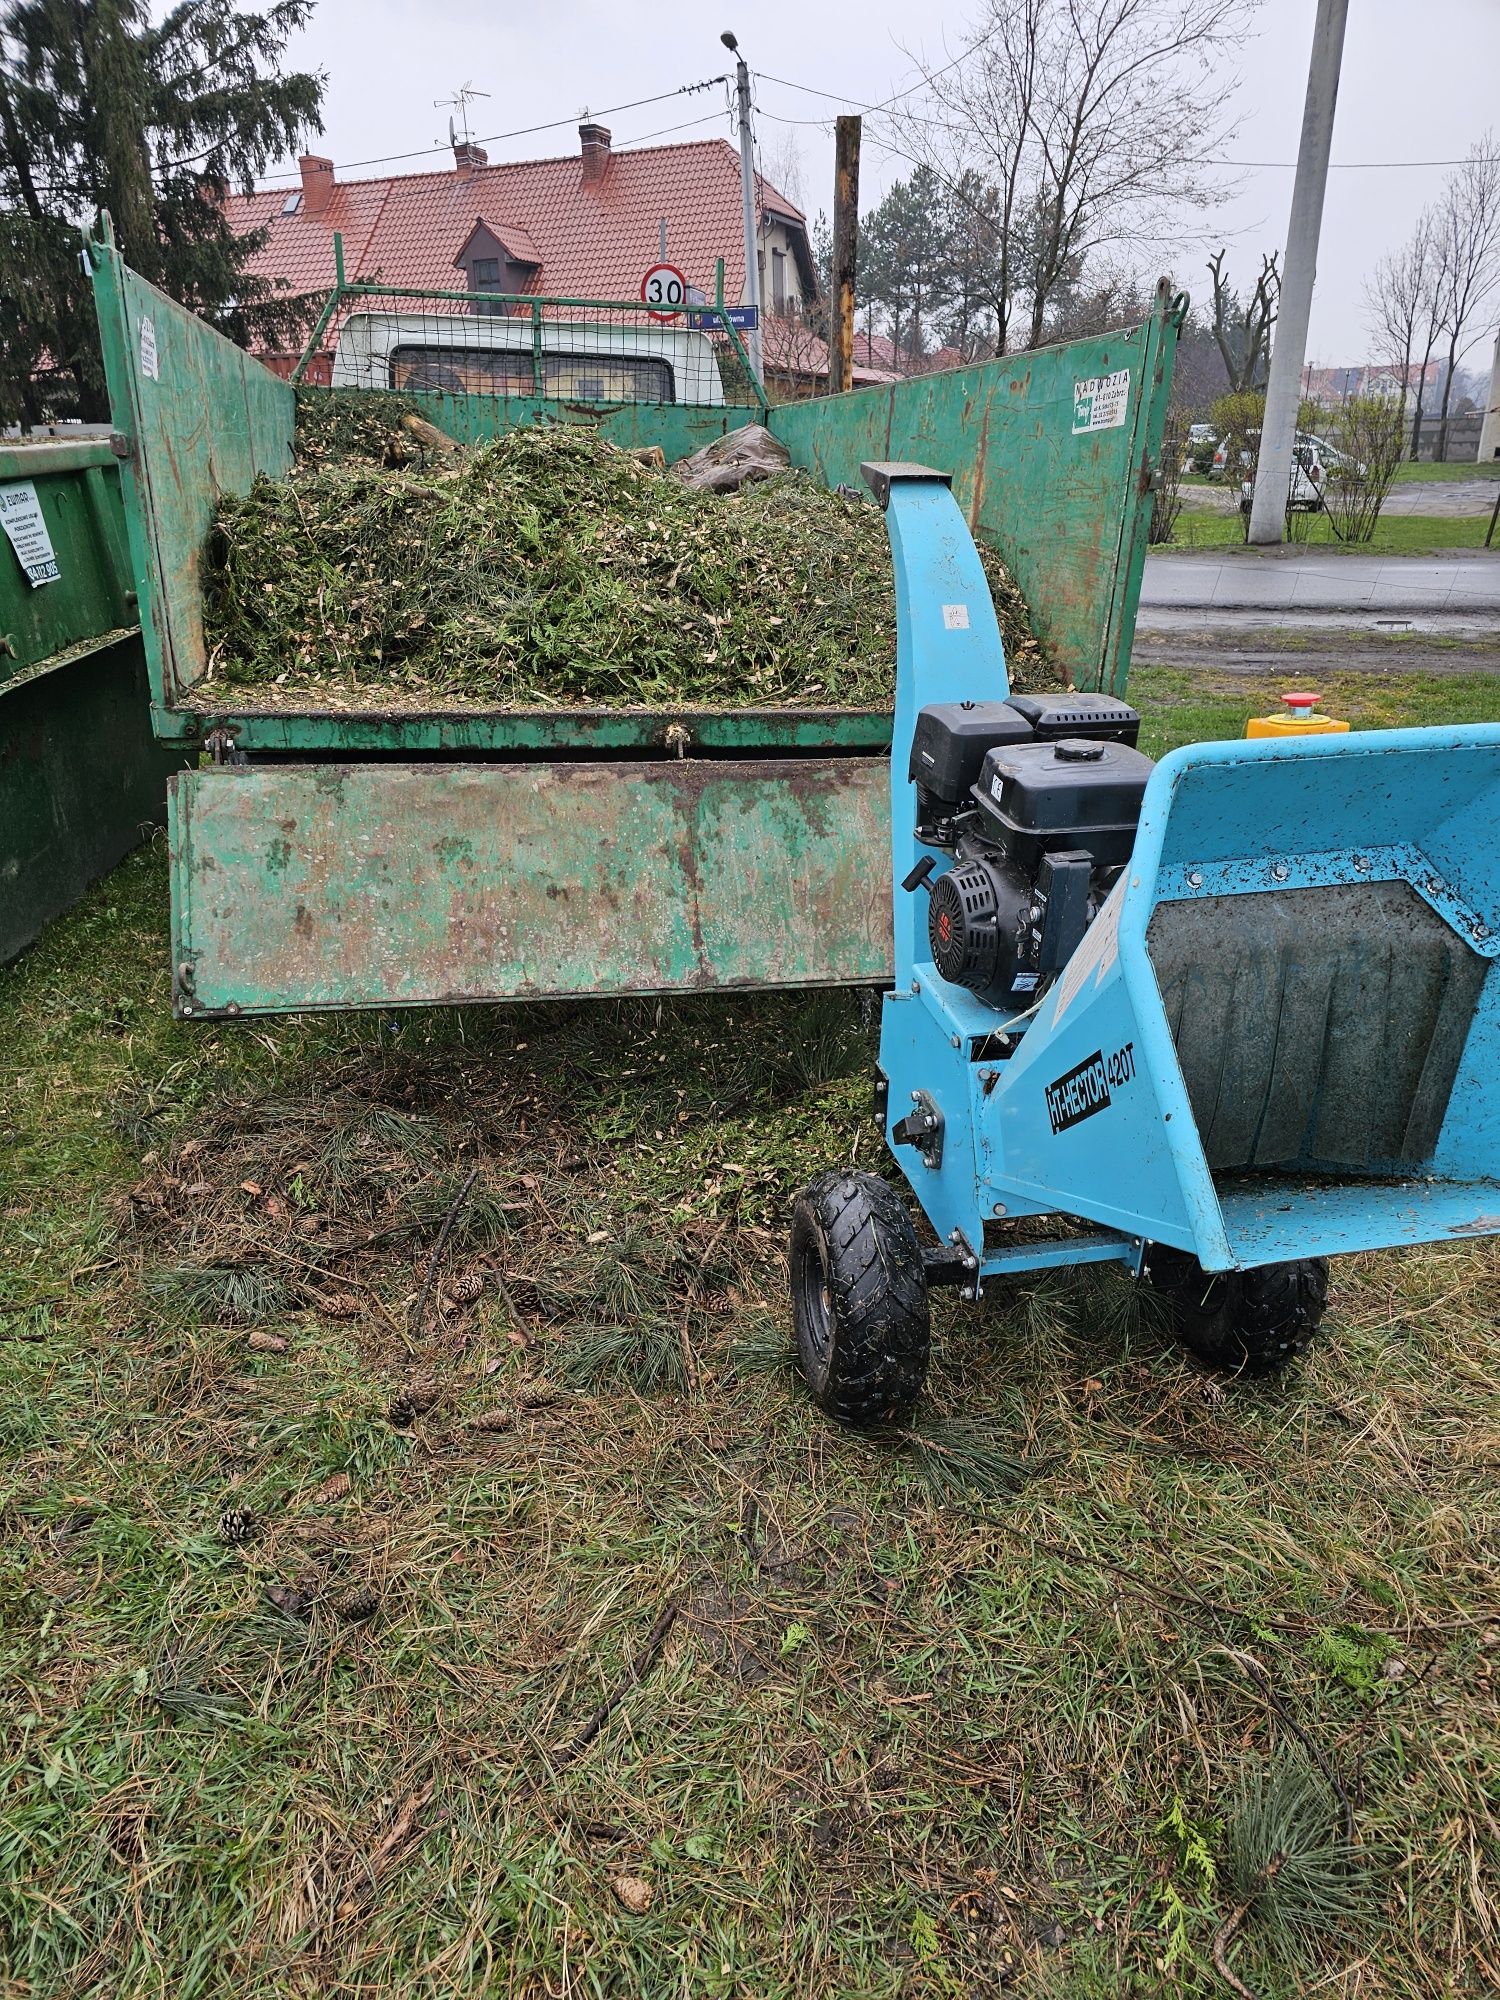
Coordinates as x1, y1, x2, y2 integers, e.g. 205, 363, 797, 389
789, 463, 1500, 1425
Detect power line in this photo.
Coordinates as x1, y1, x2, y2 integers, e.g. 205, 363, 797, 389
248, 75, 729, 186
754, 67, 1495, 171
1224, 155, 1498, 169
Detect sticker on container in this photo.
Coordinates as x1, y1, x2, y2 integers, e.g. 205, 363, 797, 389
0, 481, 61, 587
942, 603, 970, 630
140, 315, 159, 380
1072, 367, 1129, 434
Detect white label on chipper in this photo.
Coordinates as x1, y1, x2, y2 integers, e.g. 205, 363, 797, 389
942, 603, 970, 629
140, 315, 159, 380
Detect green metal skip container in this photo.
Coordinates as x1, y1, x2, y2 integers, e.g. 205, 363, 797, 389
85, 226, 1181, 1018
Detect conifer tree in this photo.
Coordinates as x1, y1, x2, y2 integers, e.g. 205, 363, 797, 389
0, 0, 323, 422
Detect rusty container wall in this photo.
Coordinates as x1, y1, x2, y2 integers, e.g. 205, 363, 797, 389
169, 759, 890, 1014
769, 285, 1182, 697
0, 437, 184, 961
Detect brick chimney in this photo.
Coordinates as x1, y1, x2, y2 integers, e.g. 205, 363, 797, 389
453, 138, 489, 177
298, 154, 334, 216
579, 123, 612, 187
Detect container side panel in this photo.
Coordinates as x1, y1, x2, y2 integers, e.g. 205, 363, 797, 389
191, 707, 894, 756
171, 759, 891, 1011
0, 635, 185, 962
0, 445, 134, 685
92, 238, 295, 707
771, 301, 1178, 695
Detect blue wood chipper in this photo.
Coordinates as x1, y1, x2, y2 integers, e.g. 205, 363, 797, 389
790, 464, 1500, 1424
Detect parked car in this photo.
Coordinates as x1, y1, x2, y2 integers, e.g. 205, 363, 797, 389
330, 311, 726, 406
1301, 431, 1367, 480
1215, 428, 1329, 511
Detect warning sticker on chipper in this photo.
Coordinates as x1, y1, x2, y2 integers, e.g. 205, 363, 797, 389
1050, 883, 1122, 1024
0, 481, 60, 587
1073, 367, 1130, 434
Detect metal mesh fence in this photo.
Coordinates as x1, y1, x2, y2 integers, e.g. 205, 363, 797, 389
291, 285, 763, 414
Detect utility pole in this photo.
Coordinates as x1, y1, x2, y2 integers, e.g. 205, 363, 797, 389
828, 115, 861, 395
1247, 0, 1350, 544
720, 31, 765, 386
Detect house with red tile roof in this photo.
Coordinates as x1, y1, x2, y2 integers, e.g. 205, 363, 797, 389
226, 124, 877, 395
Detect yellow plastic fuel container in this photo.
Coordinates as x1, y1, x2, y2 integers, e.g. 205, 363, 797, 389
1246, 691, 1349, 738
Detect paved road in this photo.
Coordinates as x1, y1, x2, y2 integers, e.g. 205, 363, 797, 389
1184, 478, 1500, 517
1141, 549, 1500, 617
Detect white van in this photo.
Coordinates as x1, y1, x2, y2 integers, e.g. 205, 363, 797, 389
1215, 429, 1328, 512
330, 311, 726, 407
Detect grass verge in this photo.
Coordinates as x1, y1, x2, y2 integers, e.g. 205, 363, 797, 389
1166, 508, 1495, 554
2, 672, 1498, 1998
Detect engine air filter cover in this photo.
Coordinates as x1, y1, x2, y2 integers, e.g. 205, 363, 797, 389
1005, 691, 1142, 745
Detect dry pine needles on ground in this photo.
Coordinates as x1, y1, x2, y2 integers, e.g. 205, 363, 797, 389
200, 399, 1047, 708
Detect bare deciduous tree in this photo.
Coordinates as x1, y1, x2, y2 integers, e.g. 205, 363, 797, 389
1207, 246, 1278, 392
886, 0, 1254, 355
1431, 139, 1500, 460
1363, 225, 1441, 458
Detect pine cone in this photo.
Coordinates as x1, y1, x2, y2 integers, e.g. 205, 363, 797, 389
446, 1269, 485, 1305
331, 1585, 379, 1623
322, 1292, 363, 1320
513, 1379, 557, 1409
388, 1371, 440, 1427
218, 1505, 260, 1545
466, 1406, 512, 1434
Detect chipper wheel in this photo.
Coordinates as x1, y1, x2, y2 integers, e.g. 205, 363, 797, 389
790, 1171, 930, 1426
1144, 1247, 1329, 1377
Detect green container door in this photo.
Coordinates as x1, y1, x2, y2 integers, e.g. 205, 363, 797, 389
0, 437, 183, 961
170, 758, 890, 1015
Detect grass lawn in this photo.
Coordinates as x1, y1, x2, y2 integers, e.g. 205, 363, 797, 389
3, 669, 1499, 1998
1165, 507, 1496, 554
1130, 663, 1500, 750
1391, 459, 1500, 484
1181, 464, 1499, 491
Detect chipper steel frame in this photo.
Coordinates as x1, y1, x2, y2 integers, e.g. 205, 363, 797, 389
790, 464, 1500, 1424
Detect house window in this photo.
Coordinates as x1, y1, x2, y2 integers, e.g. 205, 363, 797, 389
771, 247, 786, 313
468, 256, 506, 315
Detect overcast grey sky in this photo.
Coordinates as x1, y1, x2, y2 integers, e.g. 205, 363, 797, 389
259, 0, 1500, 363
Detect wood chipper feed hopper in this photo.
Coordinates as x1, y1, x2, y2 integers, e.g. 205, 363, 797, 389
86, 226, 1182, 1014
789, 466, 1500, 1423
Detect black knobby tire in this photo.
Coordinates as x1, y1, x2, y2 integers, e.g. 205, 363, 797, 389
1144, 1246, 1329, 1376
790, 1170, 930, 1426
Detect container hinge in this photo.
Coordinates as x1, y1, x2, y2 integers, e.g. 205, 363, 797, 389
109, 431, 132, 460
205, 726, 248, 767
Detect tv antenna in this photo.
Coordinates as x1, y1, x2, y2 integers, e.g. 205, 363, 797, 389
436, 83, 490, 147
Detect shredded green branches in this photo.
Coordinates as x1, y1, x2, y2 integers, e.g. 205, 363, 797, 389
202, 421, 1047, 709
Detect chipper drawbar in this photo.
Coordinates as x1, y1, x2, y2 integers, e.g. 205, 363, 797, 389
790, 463, 1500, 1424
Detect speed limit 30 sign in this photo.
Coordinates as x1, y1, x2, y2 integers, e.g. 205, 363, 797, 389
640, 262, 687, 321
